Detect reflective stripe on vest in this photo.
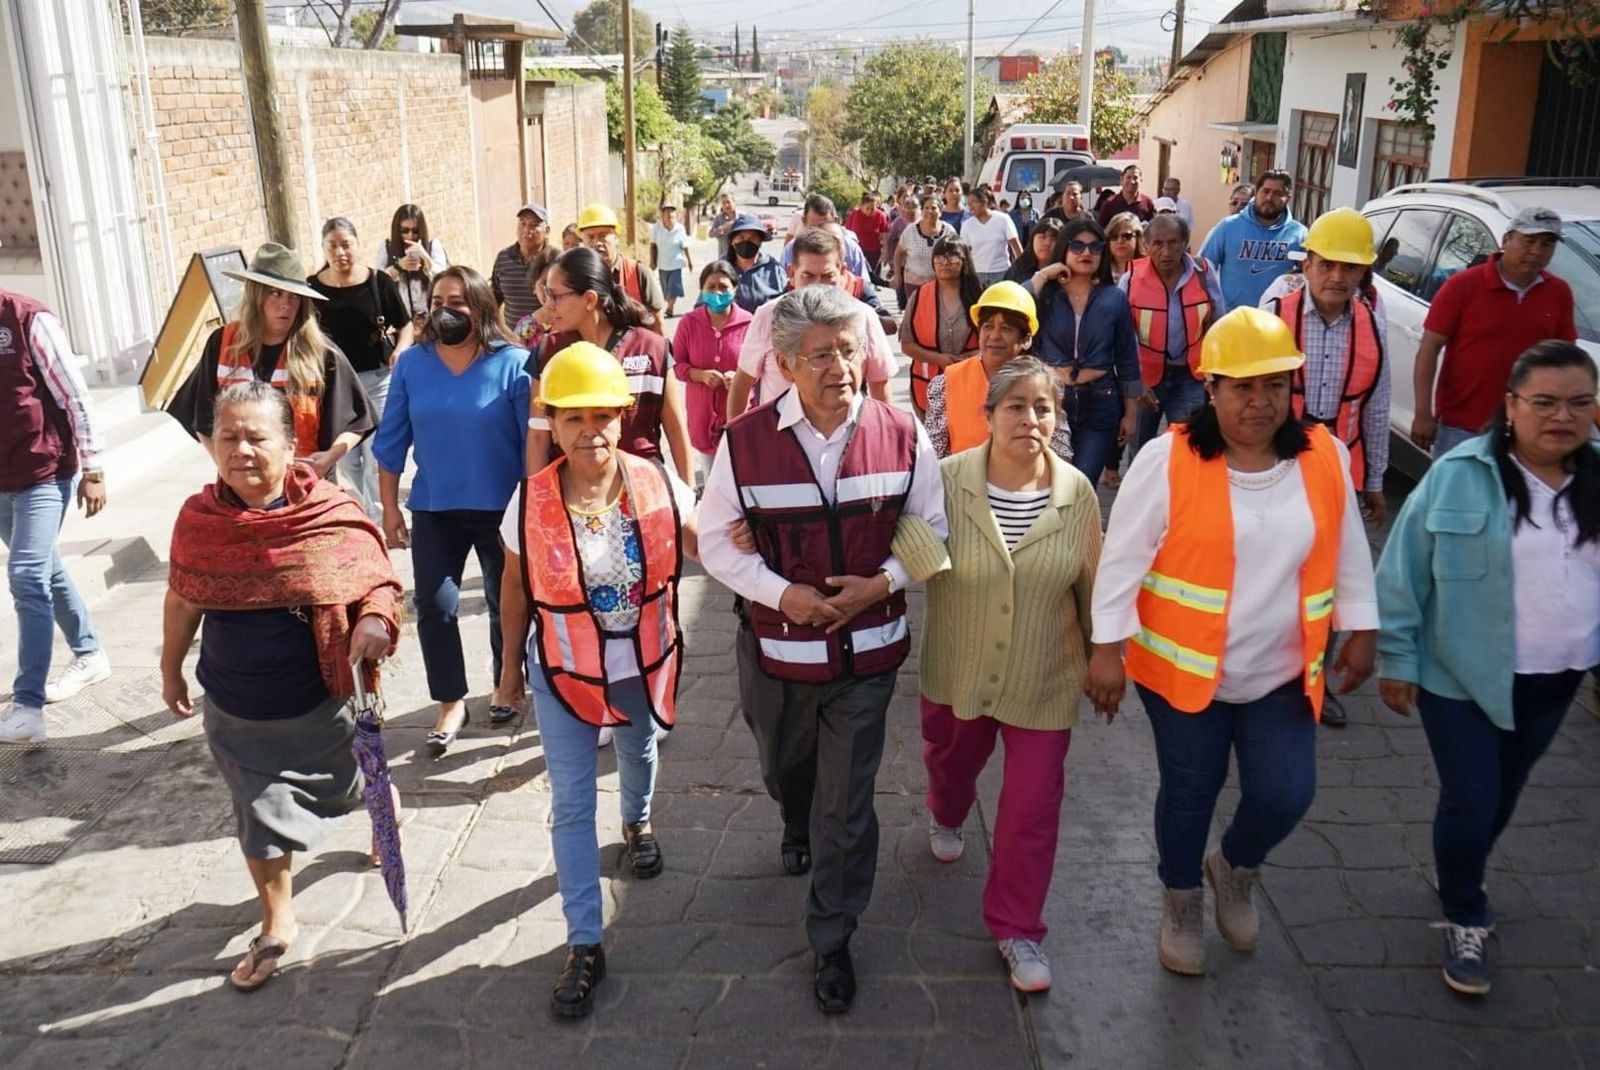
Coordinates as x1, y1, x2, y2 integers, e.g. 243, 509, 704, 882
1126, 261, 1210, 389
908, 281, 974, 411
1123, 424, 1347, 720
216, 322, 322, 456
941, 356, 990, 455
521, 451, 683, 728
1275, 288, 1384, 492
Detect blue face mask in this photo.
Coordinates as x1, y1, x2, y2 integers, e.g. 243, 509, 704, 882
702, 291, 734, 312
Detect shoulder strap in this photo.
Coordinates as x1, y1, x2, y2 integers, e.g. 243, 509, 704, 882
367, 271, 386, 328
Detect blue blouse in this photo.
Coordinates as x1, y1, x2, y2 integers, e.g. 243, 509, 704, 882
1033, 282, 1144, 398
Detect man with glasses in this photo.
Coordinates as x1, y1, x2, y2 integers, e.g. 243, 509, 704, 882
1411, 206, 1580, 457
490, 202, 557, 328
1199, 169, 1308, 311
699, 284, 947, 1015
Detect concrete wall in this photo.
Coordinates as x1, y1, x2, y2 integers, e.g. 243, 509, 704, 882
1276, 22, 1466, 210
533, 81, 609, 234
135, 37, 482, 301
1139, 37, 1253, 241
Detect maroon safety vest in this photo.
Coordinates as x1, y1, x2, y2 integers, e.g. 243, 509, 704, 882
540, 327, 669, 460
0, 290, 77, 492
724, 396, 916, 683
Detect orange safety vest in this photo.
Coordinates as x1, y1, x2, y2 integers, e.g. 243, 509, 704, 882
216, 322, 321, 456
1126, 259, 1212, 389
1124, 424, 1346, 721
941, 354, 990, 455
909, 281, 975, 412
1273, 288, 1385, 493
519, 451, 683, 729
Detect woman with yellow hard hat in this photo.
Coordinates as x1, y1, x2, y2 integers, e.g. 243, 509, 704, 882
924, 281, 1071, 461
497, 340, 700, 1019
1083, 306, 1379, 978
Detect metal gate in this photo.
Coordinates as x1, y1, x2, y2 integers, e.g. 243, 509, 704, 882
1526, 51, 1600, 177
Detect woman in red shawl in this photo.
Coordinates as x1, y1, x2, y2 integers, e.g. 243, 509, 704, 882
161, 380, 402, 992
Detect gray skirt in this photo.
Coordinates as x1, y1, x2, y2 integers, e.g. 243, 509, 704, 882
203, 695, 365, 860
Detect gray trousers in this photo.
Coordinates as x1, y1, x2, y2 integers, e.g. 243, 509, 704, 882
736, 622, 896, 955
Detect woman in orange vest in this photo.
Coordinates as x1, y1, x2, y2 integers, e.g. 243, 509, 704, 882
171, 243, 374, 475
497, 341, 700, 1019
926, 282, 1072, 462
1083, 308, 1378, 979
899, 235, 981, 414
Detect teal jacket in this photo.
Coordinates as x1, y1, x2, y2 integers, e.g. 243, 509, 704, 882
1376, 434, 1600, 729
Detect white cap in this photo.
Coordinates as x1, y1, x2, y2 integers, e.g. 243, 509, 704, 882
1154, 197, 1178, 213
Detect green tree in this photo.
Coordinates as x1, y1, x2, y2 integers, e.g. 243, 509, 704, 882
606, 77, 674, 151
809, 162, 864, 214
700, 101, 777, 194
570, 0, 655, 56
843, 42, 989, 182
350, 10, 399, 50
806, 81, 864, 183
750, 26, 762, 72
135, 0, 230, 34
660, 24, 703, 122
657, 121, 715, 211
1016, 56, 1142, 158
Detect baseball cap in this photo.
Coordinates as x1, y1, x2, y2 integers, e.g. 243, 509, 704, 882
1507, 206, 1561, 237
1154, 197, 1178, 213
518, 202, 549, 222
730, 213, 767, 236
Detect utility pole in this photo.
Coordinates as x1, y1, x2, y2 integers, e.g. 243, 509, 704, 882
622, 0, 638, 245
1077, 0, 1096, 137
235, 0, 298, 246
963, 0, 975, 180
1170, 0, 1187, 73
655, 22, 663, 91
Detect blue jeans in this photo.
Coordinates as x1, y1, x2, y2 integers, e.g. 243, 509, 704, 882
534, 673, 660, 945
1419, 670, 1583, 926
1133, 370, 1207, 455
1064, 378, 1125, 488
337, 367, 390, 522
1, 476, 100, 708
1139, 680, 1317, 889
1431, 423, 1479, 458
409, 509, 504, 703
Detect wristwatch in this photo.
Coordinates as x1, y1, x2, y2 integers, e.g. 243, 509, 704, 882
81, 470, 104, 485
879, 568, 897, 595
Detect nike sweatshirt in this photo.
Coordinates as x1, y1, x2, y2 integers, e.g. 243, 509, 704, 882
1199, 204, 1309, 312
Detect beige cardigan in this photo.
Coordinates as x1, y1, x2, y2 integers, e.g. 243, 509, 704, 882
893, 443, 1102, 731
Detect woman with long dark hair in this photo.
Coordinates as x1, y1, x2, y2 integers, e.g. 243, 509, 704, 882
900, 234, 982, 415
528, 246, 693, 485
377, 204, 448, 333
1377, 341, 1599, 997
1005, 218, 1065, 284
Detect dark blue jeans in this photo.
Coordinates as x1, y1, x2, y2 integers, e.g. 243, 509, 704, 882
1133, 370, 1207, 455
1139, 679, 1318, 889
1064, 378, 1124, 488
1419, 670, 1584, 926
410, 508, 505, 703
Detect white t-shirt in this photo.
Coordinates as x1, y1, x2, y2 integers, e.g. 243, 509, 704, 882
960, 212, 1020, 274
499, 467, 697, 680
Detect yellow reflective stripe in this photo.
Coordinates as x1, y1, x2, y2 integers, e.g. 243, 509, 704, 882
1141, 571, 1228, 615
1308, 650, 1326, 684
1136, 308, 1155, 346
1303, 589, 1334, 622
1132, 627, 1220, 680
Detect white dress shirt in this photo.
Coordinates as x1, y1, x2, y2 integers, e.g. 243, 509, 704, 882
1091, 432, 1380, 703
1509, 454, 1600, 673
699, 390, 949, 610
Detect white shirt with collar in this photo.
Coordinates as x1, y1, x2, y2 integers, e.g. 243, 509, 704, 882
698, 390, 949, 610
1508, 453, 1600, 674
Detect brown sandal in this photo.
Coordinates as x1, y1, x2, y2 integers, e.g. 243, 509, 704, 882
229, 934, 289, 992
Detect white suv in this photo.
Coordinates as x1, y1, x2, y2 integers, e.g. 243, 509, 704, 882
1361, 180, 1600, 478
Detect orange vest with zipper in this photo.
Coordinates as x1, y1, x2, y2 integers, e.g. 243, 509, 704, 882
941, 354, 991, 455
908, 281, 975, 411
1126, 259, 1213, 389
520, 452, 683, 729
1273, 287, 1384, 492
215, 322, 322, 456
1123, 424, 1346, 721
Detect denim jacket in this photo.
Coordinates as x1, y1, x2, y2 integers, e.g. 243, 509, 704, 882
1032, 282, 1144, 397
1376, 434, 1600, 728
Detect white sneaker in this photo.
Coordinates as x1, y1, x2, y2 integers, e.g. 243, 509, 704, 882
928, 817, 965, 863
45, 650, 111, 704
653, 724, 669, 744
998, 938, 1052, 992
597, 726, 614, 749
0, 703, 46, 743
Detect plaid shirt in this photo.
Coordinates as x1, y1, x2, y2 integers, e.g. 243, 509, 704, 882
1297, 297, 1391, 491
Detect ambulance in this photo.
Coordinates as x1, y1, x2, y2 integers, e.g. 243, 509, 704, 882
975, 123, 1095, 196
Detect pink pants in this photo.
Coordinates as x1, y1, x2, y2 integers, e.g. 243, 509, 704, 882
921, 696, 1072, 943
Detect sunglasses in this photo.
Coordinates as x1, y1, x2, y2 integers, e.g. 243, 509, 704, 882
1068, 239, 1106, 255
1109, 233, 1137, 242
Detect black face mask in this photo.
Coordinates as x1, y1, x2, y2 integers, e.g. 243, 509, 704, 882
431, 306, 473, 346
732, 240, 762, 261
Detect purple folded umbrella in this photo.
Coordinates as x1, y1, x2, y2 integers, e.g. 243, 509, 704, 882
351, 662, 408, 933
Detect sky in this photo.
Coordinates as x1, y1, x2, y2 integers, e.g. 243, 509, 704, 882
395, 0, 1237, 58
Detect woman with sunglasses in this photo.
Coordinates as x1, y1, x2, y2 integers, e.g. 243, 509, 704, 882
1027, 218, 1142, 487
377, 204, 448, 333
1104, 212, 1146, 284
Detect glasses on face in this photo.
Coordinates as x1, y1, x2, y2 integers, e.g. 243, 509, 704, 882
1512, 392, 1598, 418
797, 346, 858, 371
1069, 239, 1106, 255
1109, 233, 1137, 243
544, 289, 578, 303
933, 250, 964, 261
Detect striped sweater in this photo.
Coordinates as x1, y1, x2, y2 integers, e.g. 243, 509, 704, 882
893, 443, 1103, 730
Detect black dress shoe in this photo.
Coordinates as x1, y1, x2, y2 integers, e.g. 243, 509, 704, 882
814, 944, 855, 1014
781, 839, 811, 876
1321, 692, 1348, 728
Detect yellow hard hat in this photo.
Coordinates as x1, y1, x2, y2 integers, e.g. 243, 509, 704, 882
576, 203, 620, 232
536, 341, 635, 409
1198, 307, 1305, 378
1300, 207, 1377, 265
970, 281, 1039, 336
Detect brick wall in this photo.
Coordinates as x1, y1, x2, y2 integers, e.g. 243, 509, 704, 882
533, 81, 610, 235
136, 37, 481, 303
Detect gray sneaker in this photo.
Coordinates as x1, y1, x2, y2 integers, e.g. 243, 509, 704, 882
0, 702, 46, 744
998, 938, 1052, 992
928, 817, 964, 863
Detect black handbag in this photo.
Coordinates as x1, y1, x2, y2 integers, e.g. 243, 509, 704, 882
368, 272, 397, 364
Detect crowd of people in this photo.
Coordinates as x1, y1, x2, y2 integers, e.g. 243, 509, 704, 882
0, 171, 1594, 1024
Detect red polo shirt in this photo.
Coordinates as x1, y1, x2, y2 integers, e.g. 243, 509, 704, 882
1423, 253, 1577, 430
